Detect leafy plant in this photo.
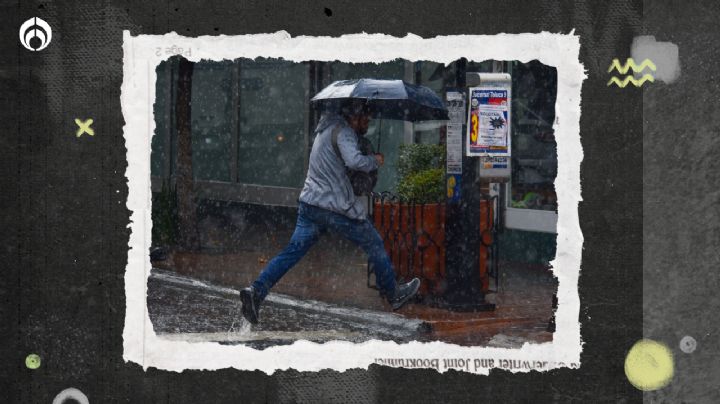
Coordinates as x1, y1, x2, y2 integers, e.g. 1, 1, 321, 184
152, 181, 178, 246
397, 144, 445, 179
396, 144, 446, 203
397, 168, 445, 203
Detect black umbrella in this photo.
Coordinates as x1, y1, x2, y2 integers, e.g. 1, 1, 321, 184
311, 79, 449, 122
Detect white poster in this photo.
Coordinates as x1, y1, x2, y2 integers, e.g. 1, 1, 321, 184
446, 124, 463, 174
446, 91, 466, 124
468, 87, 511, 156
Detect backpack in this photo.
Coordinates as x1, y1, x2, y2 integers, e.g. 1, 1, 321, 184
330, 126, 378, 196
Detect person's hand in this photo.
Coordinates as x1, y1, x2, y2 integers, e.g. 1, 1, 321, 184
374, 153, 384, 166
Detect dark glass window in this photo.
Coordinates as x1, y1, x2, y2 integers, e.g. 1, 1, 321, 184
510, 61, 558, 212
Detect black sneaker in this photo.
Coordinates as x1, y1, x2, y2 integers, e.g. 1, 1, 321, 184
388, 278, 420, 310
240, 286, 262, 324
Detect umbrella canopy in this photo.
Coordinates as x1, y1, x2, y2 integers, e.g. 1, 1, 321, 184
311, 79, 449, 122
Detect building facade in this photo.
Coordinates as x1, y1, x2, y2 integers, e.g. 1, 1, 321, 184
151, 57, 558, 265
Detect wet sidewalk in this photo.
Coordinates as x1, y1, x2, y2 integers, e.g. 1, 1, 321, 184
149, 269, 429, 349
150, 240, 556, 348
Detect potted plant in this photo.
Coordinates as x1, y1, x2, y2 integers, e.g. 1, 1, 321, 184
372, 144, 447, 298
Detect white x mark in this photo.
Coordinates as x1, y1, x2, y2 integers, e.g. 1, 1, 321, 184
75, 118, 94, 137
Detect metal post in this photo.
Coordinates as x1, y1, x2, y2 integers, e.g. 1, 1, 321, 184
441, 59, 495, 311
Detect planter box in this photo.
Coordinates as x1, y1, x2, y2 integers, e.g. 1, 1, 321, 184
371, 199, 446, 297
371, 197, 494, 300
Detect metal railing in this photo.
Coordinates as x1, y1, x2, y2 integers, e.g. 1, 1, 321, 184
367, 191, 501, 298
367, 192, 446, 296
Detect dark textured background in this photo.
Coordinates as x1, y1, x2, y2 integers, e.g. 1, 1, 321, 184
2, 0, 709, 402
642, 1, 720, 403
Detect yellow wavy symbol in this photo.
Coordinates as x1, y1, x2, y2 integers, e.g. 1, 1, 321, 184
608, 58, 656, 88
607, 58, 656, 74
607, 74, 655, 88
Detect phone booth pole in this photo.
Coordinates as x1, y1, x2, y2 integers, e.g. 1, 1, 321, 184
442, 70, 511, 311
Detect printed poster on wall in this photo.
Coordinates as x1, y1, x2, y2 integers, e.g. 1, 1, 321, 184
446, 90, 466, 124
467, 87, 511, 156
446, 124, 463, 174
445, 90, 465, 175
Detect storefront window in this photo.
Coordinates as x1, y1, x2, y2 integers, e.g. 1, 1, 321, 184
190, 60, 234, 182
510, 61, 558, 212
414, 61, 447, 145
238, 58, 309, 188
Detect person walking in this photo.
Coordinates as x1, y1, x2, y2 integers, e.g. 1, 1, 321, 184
240, 102, 420, 324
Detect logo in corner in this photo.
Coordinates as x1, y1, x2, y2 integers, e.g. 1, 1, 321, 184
19, 17, 52, 51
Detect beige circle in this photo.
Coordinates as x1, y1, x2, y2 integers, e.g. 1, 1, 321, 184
625, 339, 674, 391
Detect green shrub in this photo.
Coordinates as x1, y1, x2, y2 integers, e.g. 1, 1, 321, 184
397, 168, 445, 203
397, 144, 445, 179
396, 144, 446, 203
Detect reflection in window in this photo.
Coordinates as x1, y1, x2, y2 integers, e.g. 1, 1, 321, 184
238, 59, 309, 188
191, 60, 234, 181
510, 61, 558, 212
151, 59, 174, 178
414, 61, 447, 145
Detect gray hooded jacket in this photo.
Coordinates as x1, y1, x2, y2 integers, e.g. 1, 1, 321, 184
298, 112, 379, 220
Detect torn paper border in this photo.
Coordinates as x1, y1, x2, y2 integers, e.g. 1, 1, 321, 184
121, 31, 585, 374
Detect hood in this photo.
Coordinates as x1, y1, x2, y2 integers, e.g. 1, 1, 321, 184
316, 112, 347, 133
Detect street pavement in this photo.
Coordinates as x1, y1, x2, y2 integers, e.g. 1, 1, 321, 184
148, 269, 431, 349
148, 254, 555, 349
148, 202, 557, 348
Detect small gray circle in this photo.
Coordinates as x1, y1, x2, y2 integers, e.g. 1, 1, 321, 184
52, 388, 89, 404
679, 335, 697, 354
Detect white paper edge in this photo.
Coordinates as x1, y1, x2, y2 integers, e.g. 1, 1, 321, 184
121, 30, 586, 375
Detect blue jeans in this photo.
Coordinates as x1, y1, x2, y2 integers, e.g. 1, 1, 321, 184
252, 202, 397, 300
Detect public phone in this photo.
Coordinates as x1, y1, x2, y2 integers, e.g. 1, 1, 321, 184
439, 72, 512, 307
